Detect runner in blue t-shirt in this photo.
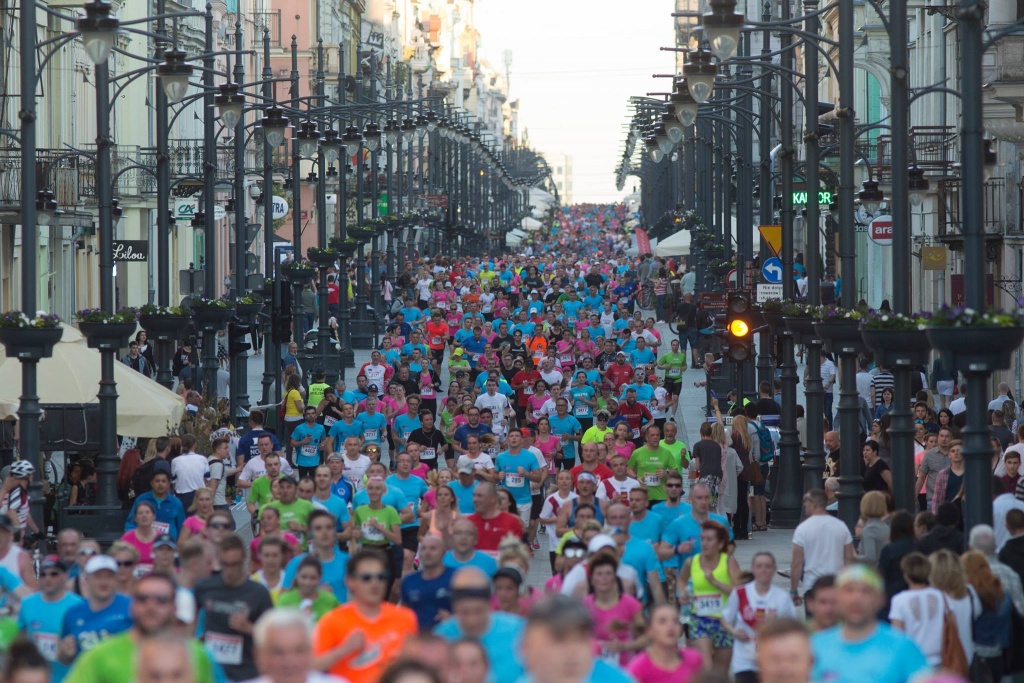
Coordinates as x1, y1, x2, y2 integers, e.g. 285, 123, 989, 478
400, 536, 456, 631
60, 557, 132, 659
494, 430, 545, 515
393, 413, 422, 454
290, 408, 327, 476
18, 557, 83, 683
356, 402, 388, 445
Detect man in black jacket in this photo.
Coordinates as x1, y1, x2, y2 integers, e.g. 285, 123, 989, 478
132, 436, 171, 500
999, 508, 1024, 583
672, 294, 699, 367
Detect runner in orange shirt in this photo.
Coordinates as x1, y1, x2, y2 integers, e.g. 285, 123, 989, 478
312, 549, 418, 683
424, 310, 450, 375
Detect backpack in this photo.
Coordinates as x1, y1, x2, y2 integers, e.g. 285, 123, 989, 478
753, 420, 775, 463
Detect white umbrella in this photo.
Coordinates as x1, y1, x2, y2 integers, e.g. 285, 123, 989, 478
0, 325, 185, 436
654, 228, 691, 256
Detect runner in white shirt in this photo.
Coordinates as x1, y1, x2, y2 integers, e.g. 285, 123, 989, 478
721, 552, 797, 681
597, 454, 641, 506
237, 435, 296, 485
540, 470, 578, 560
475, 380, 512, 439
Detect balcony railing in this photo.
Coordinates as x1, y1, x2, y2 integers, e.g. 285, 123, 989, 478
875, 126, 957, 184
250, 10, 281, 48
0, 149, 82, 208
936, 177, 1007, 239
167, 139, 234, 180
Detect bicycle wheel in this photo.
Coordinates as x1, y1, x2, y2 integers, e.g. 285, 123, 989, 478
638, 286, 654, 310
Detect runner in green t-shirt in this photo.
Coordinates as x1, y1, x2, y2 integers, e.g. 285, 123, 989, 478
627, 424, 676, 501
657, 340, 687, 396
352, 478, 403, 549
265, 474, 315, 547
659, 421, 690, 472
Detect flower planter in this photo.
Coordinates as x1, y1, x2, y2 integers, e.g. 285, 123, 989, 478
814, 320, 867, 355
783, 315, 816, 344
761, 311, 786, 335
307, 250, 339, 266
861, 328, 931, 368
78, 322, 138, 351
0, 327, 63, 360
709, 265, 733, 278
192, 306, 235, 333
138, 314, 190, 342
925, 326, 1024, 373
285, 265, 316, 282
332, 241, 359, 256
346, 227, 376, 240
235, 302, 264, 324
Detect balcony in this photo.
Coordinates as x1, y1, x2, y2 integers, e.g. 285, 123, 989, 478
936, 177, 1010, 247
167, 139, 235, 181
0, 149, 82, 210
250, 10, 281, 48
875, 126, 957, 185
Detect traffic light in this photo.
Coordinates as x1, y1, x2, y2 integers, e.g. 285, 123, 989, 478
228, 320, 253, 356
271, 315, 292, 345
724, 293, 754, 362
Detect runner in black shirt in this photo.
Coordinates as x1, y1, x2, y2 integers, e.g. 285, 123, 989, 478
407, 411, 450, 470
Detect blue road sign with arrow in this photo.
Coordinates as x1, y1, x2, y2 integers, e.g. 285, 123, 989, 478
762, 257, 783, 284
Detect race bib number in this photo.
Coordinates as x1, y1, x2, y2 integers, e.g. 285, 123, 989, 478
422, 448, 436, 461
532, 410, 543, 420
524, 386, 534, 395
644, 473, 661, 487
153, 521, 170, 535
432, 336, 443, 345
300, 445, 317, 457
323, 416, 337, 427
506, 473, 525, 488
31, 633, 57, 662
206, 632, 244, 665
487, 446, 499, 457
363, 429, 379, 442
639, 400, 651, 410
560, 354, 573, 364
694, 593, 723, 617
574, 404, 589, 417
361, 522, 385, 543
421, 386, 435, 398
631, 426, 641, 439
668, 367, 682, 378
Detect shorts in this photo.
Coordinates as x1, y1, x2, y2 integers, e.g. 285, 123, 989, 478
688, 614, 733, 649
752, 462, 770, 496
516, 501, 531, 528
665, 379, 682, 396
400, 526, 420, 552
431, 348, 445, 364
530, 493, 543, 520
936, 379, 955, 397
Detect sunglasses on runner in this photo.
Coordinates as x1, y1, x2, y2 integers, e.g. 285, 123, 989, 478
355, 572, 389, 583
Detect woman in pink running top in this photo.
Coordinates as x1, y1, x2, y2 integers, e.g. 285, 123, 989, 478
627, 604, 704, 683
533, 417, 561, 475
584, 553, 646, 666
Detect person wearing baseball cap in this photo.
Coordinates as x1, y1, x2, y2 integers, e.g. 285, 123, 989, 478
18, 553, 77, 679
58, 555, 132, 666
449, 458, 479, 515
810, 564, 929, 683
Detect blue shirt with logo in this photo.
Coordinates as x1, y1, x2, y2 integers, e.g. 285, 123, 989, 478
290, 422, 326, 468
385, 474, 429, 528
19, 591, 84, 683
495, 451, 542, 506
61, 594, 132, 657
356, 412, 388, 444
400, 568, 456, 631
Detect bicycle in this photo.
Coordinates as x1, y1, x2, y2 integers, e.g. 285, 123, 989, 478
637, 281, 655, 310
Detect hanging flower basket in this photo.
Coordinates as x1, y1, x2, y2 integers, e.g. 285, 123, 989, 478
138, 311, 189, 341
926, 327, 1024, 373
188, 298, 235, 332
0, 325, 63, 360
235, 298, 264, 322
783, 315, 816, 343
307, 247, 339, 266
814, 320, 867, 355
285, 262, 316, 282
861, 328, 931, 367
923, 305, 1024, 373
78, 322, 138, 351
329, 237, 360, 256
346, 226, 376, 240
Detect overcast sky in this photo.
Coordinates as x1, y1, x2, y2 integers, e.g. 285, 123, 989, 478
474, 1, 675, 205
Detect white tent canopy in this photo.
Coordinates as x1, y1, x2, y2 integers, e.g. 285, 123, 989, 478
509, 228, 529, 239
529, 188, 557, 207
0, 325, 185, 436
521, 216, 543, 231
654, 228, 691, 256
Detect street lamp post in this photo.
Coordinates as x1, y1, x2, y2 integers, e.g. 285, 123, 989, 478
201, 6, 219, 398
